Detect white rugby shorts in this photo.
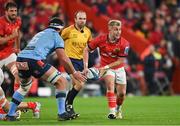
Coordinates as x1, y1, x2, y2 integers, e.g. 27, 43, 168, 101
104, 67, 127, 85
0, 53, 17, 68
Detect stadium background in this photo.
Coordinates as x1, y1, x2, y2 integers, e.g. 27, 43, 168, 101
0, 0, 180, 97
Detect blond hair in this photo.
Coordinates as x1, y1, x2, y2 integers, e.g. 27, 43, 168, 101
108, 20, 121, 27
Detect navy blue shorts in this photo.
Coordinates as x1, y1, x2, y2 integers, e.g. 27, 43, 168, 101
70, 58, 84, 72
17, 57, 51, 78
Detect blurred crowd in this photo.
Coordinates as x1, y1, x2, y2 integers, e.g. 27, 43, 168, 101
1, 0, 180, 96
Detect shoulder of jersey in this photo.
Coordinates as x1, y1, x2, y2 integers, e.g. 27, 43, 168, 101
121, 37, 129, 45
84, 26, 91, 32
0, 16, 5, 23
66, 25, 74, 30
98, 34, 107, 42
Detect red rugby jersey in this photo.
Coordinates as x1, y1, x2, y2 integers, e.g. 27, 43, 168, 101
0, 16, 21, 60
88, 34, 130, 69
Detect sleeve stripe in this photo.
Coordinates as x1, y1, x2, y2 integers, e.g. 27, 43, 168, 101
55, 47, 64, 50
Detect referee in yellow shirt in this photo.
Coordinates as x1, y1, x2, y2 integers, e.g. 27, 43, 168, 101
61, 10, 92, 118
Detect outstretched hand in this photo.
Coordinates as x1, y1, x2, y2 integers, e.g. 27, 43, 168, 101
72, 71, 87, 82
82, 68, 89, 77
98, 67, 107, 78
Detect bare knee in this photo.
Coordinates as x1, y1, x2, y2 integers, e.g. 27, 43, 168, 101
71, 76, 85, 90
74, 81, 84, 90
54, 77, 67, 90
117, 92, 126, 100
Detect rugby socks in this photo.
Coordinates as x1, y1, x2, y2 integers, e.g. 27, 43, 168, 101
116, 97, 124, 106
27, 102, 36, 109
116, 97, 124, 112
106, 91, 116, 114
8, 91, 24, 116
0, 107, 6, 114
55, 90, 66, 114
14, 83, 20, 92
65, 87, 79, 105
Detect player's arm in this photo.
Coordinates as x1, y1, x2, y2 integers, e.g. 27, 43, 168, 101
102, 58, 125, 70
83, 46, 90, 70
83, 36, 100, 75
83, 44, 96, 75
56, 48, 86, 82
0, 28, 19, 45
98, 58, 125, 77
14, 29, 21, 53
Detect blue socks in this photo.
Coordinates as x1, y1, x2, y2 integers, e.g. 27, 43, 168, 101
8, 91, 24, 116
55, 90, 66, 115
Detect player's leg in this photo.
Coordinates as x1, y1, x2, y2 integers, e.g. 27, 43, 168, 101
0, 85, 40, 119
40, 65, 73, 121
115, 67, 127, 119
0, 68, 22, 120
65, 75, 82, 118
65, 59, 84, 118
6, 77, 33, 121
0, 68, 9, 120
17, 102, 41, 118
5, 54, 41, 119
103, 70, 116, 119
5, 53, 21, 89
6, 57, 34, 121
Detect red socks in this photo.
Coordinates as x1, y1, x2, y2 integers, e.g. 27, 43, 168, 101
14, 83, 20, 91
0, 107, 6, 114
116, 97, 124, 106
27, 102, 36, 109
106, 92, 116, 108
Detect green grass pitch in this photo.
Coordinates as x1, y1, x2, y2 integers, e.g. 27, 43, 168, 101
1, 96, 180, 125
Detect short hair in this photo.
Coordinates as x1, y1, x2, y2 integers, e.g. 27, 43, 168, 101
108, 20, 121, 27
74, 10, 86, 18
5, 2, 17, 10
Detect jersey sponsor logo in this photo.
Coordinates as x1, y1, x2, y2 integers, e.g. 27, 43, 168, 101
113, 48, 120, 54
72, 41, 86, 47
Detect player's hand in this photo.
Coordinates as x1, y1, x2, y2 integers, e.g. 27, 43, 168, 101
82, 68, 89, 77
13, 48, 20, 54
98, 67, 107, 78
72, 71, 87, 82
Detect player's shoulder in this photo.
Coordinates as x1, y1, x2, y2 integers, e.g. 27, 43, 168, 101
91, 34, 107, 44
16, 17, 21, 22
120, 37, 129, 45
84, 26, 91, 33
61, 25, 74, 34
64, 25, 74, 31
97, 34, 107, 41
16, 17, 22, 25
0, 16, 6, 23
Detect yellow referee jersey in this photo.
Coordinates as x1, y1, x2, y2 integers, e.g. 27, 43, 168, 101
61, 25, 92, 60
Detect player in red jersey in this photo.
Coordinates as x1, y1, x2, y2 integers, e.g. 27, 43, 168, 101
0, 2, 40, 119
83, 20, 130, 119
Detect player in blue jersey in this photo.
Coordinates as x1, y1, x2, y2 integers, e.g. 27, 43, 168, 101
5, 17, 86, 121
